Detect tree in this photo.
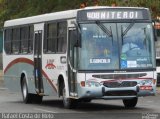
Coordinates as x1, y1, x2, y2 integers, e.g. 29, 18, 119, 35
0, 0, 160, 28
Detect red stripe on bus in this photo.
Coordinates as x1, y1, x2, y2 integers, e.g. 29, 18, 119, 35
4, 58, 33, 73
42, 70, 57, 92
4, 58, 57, 92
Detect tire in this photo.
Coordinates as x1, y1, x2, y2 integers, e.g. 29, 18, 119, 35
21, 76, 43, 104
62, 83, 78, 109
21, 76, 33, 104
123, 97, 138, 108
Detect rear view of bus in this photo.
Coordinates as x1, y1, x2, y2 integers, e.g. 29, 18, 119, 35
69, 7, 156, 108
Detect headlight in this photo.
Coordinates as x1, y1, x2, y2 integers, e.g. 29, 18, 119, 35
86, 80, 101, 87
139, 80, 152, 86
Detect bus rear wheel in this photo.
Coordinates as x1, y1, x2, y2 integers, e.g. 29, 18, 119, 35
21, 76, 43, 104
62, 84, 78, 109
21, 76, 33, 104
123, 97, 138, 108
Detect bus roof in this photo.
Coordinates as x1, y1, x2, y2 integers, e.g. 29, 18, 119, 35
4, 9, 78, 27
4, 6, 149, 27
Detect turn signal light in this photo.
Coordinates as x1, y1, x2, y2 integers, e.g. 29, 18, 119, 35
140, 86, 152, 90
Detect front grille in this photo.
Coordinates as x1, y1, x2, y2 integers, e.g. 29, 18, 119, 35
104, 90, 137, 96
103, 81, 137, 88
92, 73, 147, 79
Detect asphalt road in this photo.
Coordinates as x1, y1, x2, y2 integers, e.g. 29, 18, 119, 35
0, 81, 160, 119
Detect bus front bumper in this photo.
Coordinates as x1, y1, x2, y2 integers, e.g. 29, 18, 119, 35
78, 85, 156, 100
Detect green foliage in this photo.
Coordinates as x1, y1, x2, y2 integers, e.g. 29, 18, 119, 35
0, 0, 160, 28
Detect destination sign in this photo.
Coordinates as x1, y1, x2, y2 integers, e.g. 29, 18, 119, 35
77, 8, 150, 21
87, 11, 140, 20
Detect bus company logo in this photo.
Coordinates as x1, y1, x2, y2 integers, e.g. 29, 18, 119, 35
117, 80, 123, 84
45, 59, 56, 69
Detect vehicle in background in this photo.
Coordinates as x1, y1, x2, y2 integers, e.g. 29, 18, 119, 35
154, 19, 160, 86
156, 58, 160, 86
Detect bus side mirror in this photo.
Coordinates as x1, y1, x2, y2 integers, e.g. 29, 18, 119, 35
152, 20, 158, 41
153, 27, 158, 41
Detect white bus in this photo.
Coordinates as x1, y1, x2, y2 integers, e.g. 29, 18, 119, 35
3, 6, 157, 109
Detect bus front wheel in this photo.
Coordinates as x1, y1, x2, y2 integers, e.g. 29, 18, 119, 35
62, 84, 78, 109
123, 97, 138, 108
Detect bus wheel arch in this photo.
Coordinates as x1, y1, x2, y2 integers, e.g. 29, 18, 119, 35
58, 75, 65, 97
58, 75, 78, 109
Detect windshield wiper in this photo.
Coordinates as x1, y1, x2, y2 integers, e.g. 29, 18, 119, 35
121, 22, 135, 44
122, 22, 135, 37
96, 21, 112, 37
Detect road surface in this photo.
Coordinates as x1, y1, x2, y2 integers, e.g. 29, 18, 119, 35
0, 80, 160, 119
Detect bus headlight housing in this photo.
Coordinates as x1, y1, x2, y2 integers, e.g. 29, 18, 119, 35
85, 80, 101, 87
139, 79, 152, 86
138, 79, 153, 90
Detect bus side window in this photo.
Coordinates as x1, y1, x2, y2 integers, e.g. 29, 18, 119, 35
28, 26, 34, 53
12, 28, 20, 54
44, 21, 67, 54
57, 22, 67, 53
45, 23, 57, 53
21, 27, 29, 54
4, 29, 12, 54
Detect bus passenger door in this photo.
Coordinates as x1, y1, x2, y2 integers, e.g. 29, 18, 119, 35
34, 30, 44, 94
68, 28, 78, 97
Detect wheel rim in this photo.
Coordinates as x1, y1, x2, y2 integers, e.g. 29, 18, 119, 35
22, 80, 27, 99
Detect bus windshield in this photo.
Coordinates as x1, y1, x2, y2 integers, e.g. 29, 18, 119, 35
78, 22, 155, 70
